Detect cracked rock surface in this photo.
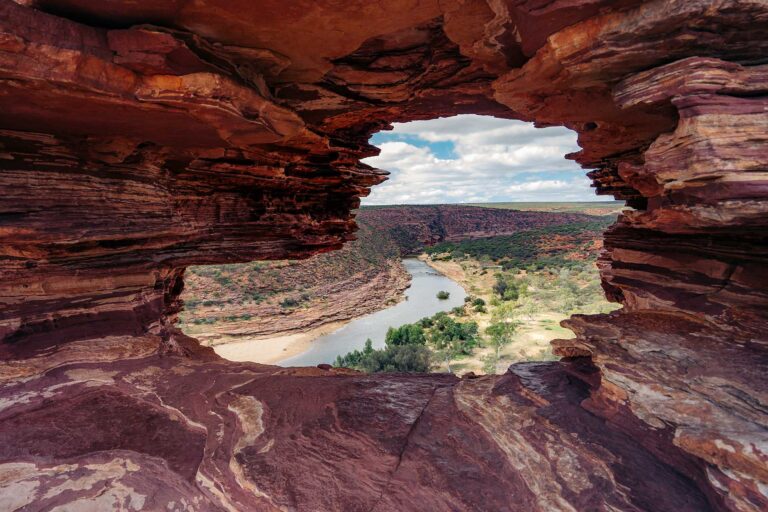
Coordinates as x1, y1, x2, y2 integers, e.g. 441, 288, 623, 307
0, 0, 766, 510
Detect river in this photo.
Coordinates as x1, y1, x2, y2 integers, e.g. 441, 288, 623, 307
276, 258, 467, 366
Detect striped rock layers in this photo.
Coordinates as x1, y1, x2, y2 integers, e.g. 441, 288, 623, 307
0, 1, 766, 510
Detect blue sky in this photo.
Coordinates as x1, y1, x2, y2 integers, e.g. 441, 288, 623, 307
361, 115, 601, 205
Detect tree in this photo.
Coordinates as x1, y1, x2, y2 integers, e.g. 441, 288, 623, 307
436, 290, 450, 300
485, 320, 517, 359
385, 324, 426, 347
381, 344, 431, 373
335, 338, 431, 373
429, 316, 480, 360
334, 338, 372, 368
494, 274, 527, 301
492, 274, 508, 298
517, 298, 540, 321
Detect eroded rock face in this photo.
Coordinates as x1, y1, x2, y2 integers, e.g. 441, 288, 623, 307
0, 0, 766, 510
0, 335, 715, 511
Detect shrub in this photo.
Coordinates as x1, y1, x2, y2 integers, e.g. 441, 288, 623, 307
418, 316, 434, 328
280, 297, 300, 308
502, 288, 519, 301
481, 354, 499, 374
436, 291, 450, 300
214, 275, 232, 286
494, 274, 526, 301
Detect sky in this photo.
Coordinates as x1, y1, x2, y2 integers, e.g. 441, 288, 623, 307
361, 115, 601, 205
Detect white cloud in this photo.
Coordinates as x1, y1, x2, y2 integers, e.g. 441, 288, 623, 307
505, 180, 569, 192
361, 115, 601, 205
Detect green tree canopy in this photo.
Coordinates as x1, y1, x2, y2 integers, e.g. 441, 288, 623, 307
385, 324, 426, 347
485, 320, 517, 358
335, 337, 431, 373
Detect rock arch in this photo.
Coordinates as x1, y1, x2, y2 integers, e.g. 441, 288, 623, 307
0, 0, 765, 510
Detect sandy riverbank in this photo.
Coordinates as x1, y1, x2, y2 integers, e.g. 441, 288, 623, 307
213, 258, 465, 366
419, 255, 471, 290
212, 320, 349, 365
182, 260, 411, 353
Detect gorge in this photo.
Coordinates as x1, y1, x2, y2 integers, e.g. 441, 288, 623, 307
1, 1, 767, 511
275, 257, 467, 367
178, 204, 613, 360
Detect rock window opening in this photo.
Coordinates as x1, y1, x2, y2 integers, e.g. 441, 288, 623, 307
179, 116, 623, 375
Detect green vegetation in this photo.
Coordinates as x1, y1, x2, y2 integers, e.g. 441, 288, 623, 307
279, 293, 310, 309
180, 206, 618, 336
283, 212, 616, 374
334, 339, 432, 373
512, 266, 612, 316
485, 321, 517, 354
181, 205, 618, 375
467, 201, 625, 214
334, 311, 481, 374
424, 219, 614, 269
385, 324, 426, 346
429, 312, 479, 356
493, 274, 527, 301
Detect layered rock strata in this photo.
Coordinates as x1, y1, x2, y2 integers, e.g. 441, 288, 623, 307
0, 0, 766, 510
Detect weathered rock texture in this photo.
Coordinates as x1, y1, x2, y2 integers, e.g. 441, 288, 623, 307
0, 0, 766, 510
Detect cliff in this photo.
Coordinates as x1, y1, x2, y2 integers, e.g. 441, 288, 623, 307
0, 1, 766, 511
358, 204, 603, 253
180, 209, 410, 344
179, 205, 608, 343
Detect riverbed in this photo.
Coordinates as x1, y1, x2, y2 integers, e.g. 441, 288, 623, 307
214, 258, 466, 367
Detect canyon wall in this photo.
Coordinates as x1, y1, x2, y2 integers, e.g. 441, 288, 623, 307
180, 205, 607, 344
358, 205, 603, 252
0, 1, 766, 511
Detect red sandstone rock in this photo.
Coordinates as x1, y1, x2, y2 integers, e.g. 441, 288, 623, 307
0, 0, 766, 510
0, 339, 715, 511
